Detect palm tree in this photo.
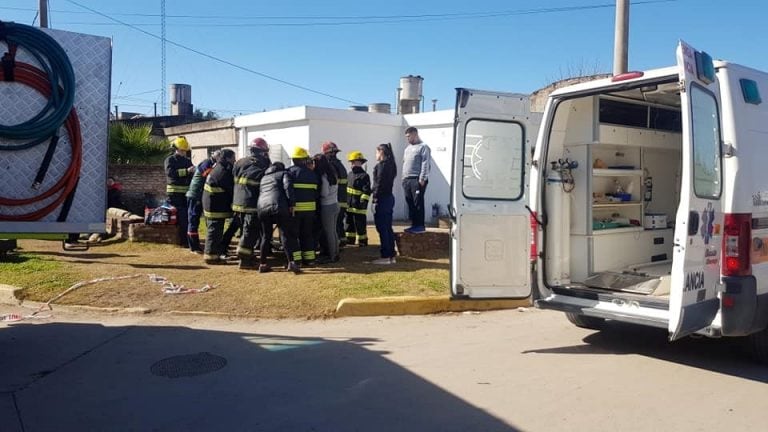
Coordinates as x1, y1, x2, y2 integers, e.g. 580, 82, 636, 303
108, 122, 169, 165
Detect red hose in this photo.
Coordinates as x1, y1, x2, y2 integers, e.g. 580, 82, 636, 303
0, 61, 82, 221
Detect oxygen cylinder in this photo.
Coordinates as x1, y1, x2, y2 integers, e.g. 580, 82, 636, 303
545, 161, 571, 286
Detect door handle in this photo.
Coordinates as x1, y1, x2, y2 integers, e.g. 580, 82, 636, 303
688, 211, 700, 236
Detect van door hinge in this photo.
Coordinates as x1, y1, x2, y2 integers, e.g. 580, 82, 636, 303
722, 142, 735, 158
678, 80, 686, 93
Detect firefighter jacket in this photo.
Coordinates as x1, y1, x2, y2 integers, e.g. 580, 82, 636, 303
287, 164, 319, 214
257, 163, 295, 216
202, 160, 235, 219
232, 155, 270, 213
164, 153, 194, 195
330, 156, 348, 208
347, 166, 371, 215
185, 157, 216, 201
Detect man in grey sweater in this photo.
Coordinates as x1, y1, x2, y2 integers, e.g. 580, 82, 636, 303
402, 126, 431, 233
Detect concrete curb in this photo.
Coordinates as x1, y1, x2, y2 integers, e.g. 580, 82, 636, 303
0, 284, 23, 305
335, 295, 532, 317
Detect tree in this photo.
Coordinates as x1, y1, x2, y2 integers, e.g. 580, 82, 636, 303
193, 109, 219, 121
108, 122, 169, 165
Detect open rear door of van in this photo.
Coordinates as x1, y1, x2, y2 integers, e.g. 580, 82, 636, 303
669, 41, 723, 340
449, 89, 536, 299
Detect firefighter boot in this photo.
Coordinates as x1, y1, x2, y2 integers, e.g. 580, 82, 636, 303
238, 255, 258, 270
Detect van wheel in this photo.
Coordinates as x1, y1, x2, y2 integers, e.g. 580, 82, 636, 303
748, 328, 768, 364
565, 312, 605, 330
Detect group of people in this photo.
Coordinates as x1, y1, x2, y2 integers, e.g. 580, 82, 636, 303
163, 126, 431, 272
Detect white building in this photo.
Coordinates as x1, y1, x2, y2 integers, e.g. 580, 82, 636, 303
233, 106, 455, 222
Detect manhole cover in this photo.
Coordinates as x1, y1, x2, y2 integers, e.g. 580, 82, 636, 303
150, 352, 227, 378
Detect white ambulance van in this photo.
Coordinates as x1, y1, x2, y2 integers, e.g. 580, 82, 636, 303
449, 41, 768, 362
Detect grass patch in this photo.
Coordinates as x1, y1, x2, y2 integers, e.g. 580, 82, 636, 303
10, 230, 449, 318
0, 252, 81, 300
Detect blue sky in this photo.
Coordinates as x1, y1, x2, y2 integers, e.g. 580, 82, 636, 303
2, 1, 765, 117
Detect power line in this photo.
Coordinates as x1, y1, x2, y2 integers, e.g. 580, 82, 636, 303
2, 1, 676, 23
62, 0, 364, 105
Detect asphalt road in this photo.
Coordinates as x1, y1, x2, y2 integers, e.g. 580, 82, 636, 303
2, 306, 767, 432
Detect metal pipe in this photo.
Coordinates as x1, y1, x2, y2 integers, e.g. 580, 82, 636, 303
39, 0, 49, 28
613, 0, 629, 75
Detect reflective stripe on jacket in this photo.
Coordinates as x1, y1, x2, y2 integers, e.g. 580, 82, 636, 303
330, 157, 348, 207
347, 166, 371, 214
232, 155, 270, 213
288, 164, 319, 214
164, 153, 193, 195
202, 161, 235, 219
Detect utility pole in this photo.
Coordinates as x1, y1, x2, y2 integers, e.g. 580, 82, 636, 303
39, 0, 49, 28
613, 0, 629, 75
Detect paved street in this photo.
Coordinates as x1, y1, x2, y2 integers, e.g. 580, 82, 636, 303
2, 306, 768, 431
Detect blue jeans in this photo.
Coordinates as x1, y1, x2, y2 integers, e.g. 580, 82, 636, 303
374, 194, 395, 258
187, 198, 203, 251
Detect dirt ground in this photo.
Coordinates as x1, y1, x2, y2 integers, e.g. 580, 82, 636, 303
8, 228, 448, 318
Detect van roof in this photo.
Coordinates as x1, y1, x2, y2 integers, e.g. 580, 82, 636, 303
548, 66, 679, 98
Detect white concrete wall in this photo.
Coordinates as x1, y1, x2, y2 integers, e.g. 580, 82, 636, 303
308, 118, 406, 220
233, 106, 458, 223
243, 125, 310, 165
404, 110, 455, 224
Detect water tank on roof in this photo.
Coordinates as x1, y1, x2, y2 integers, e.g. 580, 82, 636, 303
368, 103, 391, 114
170, 84, 193, 116
399, 75, 423, 101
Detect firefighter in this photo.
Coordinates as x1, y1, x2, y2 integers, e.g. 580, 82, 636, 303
322, 141, 348, 248
345, 151, 371, 246
232, 138, 271, 269
202, 149, 236, 264
185, 150, 219, 254
257, 161, 301, 274
287, 147, 319, 266
164, 136, 194, 246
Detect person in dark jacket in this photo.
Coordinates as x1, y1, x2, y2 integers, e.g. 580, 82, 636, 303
322, 141, 348, 247
185, 151, 219, 253
257, 162, 301, 274
371, 143, 398, 264
232, 138, 271, 269
164, 136, 194, 246
287, 147, 320, 266
345, 151, 371, 247
202, 149, 236, 264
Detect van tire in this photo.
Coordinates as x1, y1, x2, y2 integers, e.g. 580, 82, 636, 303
565, 312, 605, 330
748, 328, 768, 364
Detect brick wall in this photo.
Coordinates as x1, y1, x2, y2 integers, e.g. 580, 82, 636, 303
109, 164, 168, 214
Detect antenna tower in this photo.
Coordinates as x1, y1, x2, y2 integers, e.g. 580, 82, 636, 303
160, 0, 167, 116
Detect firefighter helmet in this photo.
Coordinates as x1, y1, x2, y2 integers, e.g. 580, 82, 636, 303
172, 136, 190, 151
321, 141, 340, 154
290, 147, 310, 159
249, 137, 269, 152
347, 151, 367, 163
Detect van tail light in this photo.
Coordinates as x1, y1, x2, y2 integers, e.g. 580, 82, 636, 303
530, 212, 538, 262
722, 213, 752, 276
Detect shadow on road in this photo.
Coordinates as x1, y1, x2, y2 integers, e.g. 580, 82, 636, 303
1, 321, 518, 432
522, 321, 768, 383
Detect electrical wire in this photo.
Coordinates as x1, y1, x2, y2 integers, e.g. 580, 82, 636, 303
63, 0, 364, 105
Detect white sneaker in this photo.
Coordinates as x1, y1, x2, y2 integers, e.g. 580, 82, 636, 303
372, 257, 394, 265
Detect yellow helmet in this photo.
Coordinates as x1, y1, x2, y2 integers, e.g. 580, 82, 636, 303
347, 151, 367, 163
172, 136, 190, 151
290, 147, 309, 159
